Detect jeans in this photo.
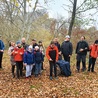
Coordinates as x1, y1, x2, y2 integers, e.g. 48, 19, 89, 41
35, 63, 41, 75
26, 64, 33, 77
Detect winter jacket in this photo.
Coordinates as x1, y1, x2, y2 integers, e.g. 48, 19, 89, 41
54, 42, 61, 52
89, 44, 98, 58
46, 45, 58, 62
23, 51, 35, 65
12, 47, 24, 61
76, 40, 89, 55
34, 50, 43, 63
61, 41, 73, 56
0, 40, 5, 51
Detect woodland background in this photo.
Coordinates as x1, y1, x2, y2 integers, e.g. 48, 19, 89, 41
0, 0, 98, 98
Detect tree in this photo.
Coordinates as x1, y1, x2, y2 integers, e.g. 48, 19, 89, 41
63, 0, 98, 36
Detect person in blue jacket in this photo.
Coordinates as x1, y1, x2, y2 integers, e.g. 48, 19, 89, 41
23, 45, 35, 79
0, 35, 5, 69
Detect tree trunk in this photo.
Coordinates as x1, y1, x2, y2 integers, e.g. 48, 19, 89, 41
68, 0, 77, 36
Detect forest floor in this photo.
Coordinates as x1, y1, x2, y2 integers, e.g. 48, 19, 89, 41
0, 51, 98, 98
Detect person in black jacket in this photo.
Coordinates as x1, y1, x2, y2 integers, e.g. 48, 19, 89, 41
61, 35, 73, 63
75, 36, 89, 72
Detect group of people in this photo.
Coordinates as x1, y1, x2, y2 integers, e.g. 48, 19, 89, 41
0, 35, 98, 80
8, 38, 45, 79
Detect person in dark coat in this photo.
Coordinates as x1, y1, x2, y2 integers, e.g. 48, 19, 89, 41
21, 37, 28, 51
75, 36, 89, 72
46, 41, 59, 80
61, 35, 73, 63
0, 35, 5, 69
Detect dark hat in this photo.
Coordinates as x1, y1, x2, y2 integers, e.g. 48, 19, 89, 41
50, 41, 55, 45
32, 39, 36, 41
16, 41, 21, 44
94, 40, 98, 44
38, 41, 42, 43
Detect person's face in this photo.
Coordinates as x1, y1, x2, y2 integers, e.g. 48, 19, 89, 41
50, 44, 55, 48
12, 42, 15, 47
81, 36, 85, 41
32, 41, 36, 44
21, 39, 25, 43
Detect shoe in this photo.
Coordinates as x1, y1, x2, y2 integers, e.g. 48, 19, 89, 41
26, 77, 29, 80
35, 74, 38, 77
55, 77, 58, 79
12, 73, 15, 78
50, 76, 52, 80
76, 69, 79, 73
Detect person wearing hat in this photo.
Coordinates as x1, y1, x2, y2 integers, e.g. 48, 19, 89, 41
23, 45, 35, 79
38, 41, 45, 70
0, 35, 5, 69
75, 36, 89, 72
12, 41, 24, 79
31, 39, 38, 49
61, 35, 73, 63
88, 40, 98, 72
46, 41, 59, 80
34, 46, 43, 77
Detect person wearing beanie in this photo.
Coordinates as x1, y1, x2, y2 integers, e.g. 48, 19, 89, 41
88, 40, 98, 72
34, 46, 43, 77
46, 41, 59, 80
23, 45, 35, 79
61, 35, 73, 63
12, 41, 24, 79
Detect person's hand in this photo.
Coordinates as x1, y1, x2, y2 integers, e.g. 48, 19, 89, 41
24, 63, 27, 66
0, 50, 4, 52
49, 58, 53, 61
20, 52, 23, 55
80, 49, 84, 52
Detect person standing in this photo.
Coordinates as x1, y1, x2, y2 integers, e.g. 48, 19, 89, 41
0, 35, 5, 69
23, 45, 35, 79
8, 41, 16, 78
75, 36, 89, 72
38, 41, 45, 70
88, 40, 98, 72
34, 46, 43, 77
21, 37, 28, 50
12, 41, 24, 79
46, 41, 59, 80
61, 35, 73, 63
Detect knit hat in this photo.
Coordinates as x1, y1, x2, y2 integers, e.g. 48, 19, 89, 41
65, 35, 70, 39
16, 41, 21, 44
94, 40, 98, 44
50, 41, 55, 45
28, 45, 32, 49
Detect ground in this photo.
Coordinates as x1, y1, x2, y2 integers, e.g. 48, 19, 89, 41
0, 51, 98, 98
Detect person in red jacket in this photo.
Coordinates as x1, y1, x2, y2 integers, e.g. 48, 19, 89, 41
88, 40, 98, 72
46, 41, 59, 80
12, 41, 24, 79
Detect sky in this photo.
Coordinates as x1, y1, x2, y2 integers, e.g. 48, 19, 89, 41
31, 0, 98, 29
